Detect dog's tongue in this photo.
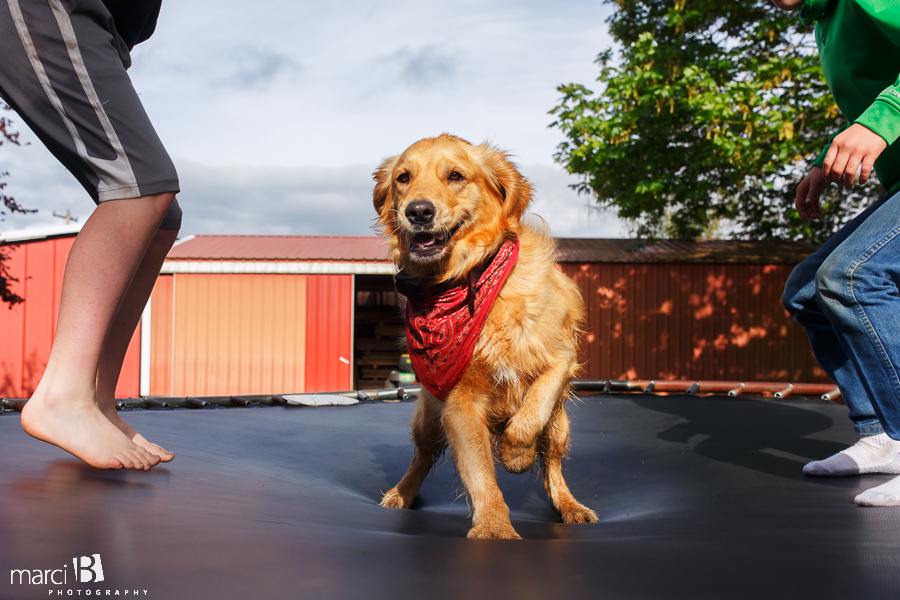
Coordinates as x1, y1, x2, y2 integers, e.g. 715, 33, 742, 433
412, 231, 443, 250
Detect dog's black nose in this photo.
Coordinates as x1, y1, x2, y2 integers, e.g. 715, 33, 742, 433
405, 200, 435, 225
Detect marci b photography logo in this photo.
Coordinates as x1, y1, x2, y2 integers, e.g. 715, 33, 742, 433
9, 554, 148, 596
74, 555, 104, 583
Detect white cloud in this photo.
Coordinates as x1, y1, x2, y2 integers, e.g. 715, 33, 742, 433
389, 46, 460, 87
213, 48, 302, 89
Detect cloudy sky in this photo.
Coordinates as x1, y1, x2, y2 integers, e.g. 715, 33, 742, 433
1, 0, 628, 238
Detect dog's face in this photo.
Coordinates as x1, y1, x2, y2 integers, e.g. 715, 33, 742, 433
373, 134, 531, 281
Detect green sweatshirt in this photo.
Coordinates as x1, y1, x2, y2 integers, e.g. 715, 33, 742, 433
802, 0, 900, 193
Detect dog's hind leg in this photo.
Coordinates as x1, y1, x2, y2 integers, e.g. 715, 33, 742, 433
539, 406, 598, 524
381, 393, 446, 510
499, 356, 574, 474
443, 390, 521, 539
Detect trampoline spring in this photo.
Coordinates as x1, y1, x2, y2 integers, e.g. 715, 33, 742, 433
605, 380, 641, 393
685, 382, 701, 395
643, 381, 655, 394
2, 398, 26, 412
144, 398, 171, 409
400, 387, 420, 401
570, 380, 610, 392
773, 384, 794, 399
727, 383, 745, 397
821, 387, 842, 403
117, 398, 144, 409
232, 395, 277, 406
186, 397, 210, 408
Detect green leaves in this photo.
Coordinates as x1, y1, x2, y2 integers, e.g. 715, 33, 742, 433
550, 0, 880, 242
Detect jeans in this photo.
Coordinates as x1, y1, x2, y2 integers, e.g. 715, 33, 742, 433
783, 190, 900, 440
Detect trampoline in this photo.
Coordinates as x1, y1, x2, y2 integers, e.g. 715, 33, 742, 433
2, 393, 899, 600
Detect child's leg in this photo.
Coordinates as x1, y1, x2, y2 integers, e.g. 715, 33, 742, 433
783, 194, 892, 439
816, 192, 900, 440
96, 225, 178, 462
782, 195, 900, 476
21, 193, 174, 469
814, 191, 900, 502
2, 1, 183, 468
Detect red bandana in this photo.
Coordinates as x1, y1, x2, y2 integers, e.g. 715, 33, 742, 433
397, 237, 520, 400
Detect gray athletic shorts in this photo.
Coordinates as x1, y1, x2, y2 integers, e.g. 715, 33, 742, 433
0, 0, 182, 230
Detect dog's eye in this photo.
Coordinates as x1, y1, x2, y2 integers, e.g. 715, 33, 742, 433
397, 173, 410, 184
448, 171, 464, 182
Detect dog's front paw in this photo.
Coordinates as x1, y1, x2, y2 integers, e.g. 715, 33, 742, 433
499, 433, 537, 474
380, 487, 414, 509
561, 500, 599, 524
467, 519, 521, 540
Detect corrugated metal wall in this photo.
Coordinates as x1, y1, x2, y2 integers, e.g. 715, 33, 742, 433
148, 272, 352, 396
305, 274, 353, 392
0, 238, 140, 398
561, 263, 828, 382
149, 274, 174, 396
149, 273, 307, 396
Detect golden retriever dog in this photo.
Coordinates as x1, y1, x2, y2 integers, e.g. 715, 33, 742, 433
373, 134, 598, 539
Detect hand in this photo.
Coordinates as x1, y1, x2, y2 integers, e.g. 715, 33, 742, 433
795, 166, 827, 220
822, 123, 887, 189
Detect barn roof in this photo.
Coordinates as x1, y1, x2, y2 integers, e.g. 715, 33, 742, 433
166, 235, 391, 263
554, 238, 816, 264
0, 223, 82, 243
167, 235, 815, 265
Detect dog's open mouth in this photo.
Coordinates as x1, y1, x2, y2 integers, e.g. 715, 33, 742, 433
410, 230, 447, 256
408, 224, 461, 258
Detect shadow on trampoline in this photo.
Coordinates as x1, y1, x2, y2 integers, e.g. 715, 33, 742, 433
633, 395, 855, 483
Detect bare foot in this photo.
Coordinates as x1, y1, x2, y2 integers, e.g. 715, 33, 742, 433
21, 394, 160, 470
102, 407, 175, 462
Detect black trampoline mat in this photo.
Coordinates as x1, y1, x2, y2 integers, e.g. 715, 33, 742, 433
2, 395, 900, 600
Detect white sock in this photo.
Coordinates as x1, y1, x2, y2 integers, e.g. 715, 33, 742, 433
855, 472, 900, 506
803, 433, 900, 476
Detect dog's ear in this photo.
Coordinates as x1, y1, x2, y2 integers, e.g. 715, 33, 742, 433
372, 155, 399, 226
476, 145, 532, 223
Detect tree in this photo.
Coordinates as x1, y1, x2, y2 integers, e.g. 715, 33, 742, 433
1, 101, 36, 307
550, 0, 879, 243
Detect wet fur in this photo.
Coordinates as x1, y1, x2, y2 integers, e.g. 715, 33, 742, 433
375, 134, 598, 539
